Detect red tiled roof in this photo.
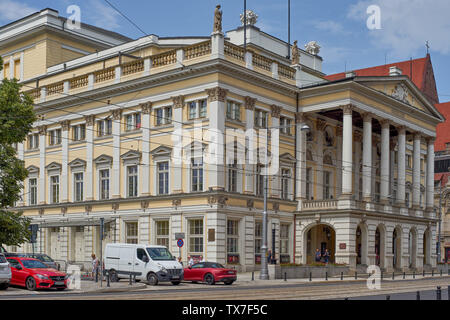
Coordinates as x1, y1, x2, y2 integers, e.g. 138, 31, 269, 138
435, 101, 450, 152
325, 54, 439, 105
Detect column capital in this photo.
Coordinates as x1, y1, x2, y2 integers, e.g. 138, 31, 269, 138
271, 105, 282, 118
426, 136, 436, 144
316, 118, 327, 131
397, 125, 407, 135
112, 109, 122, 120
84, 114, 95, 126
140, 102, 152, 114
341, 104, 354, 115
60, 120, 70, 131
205, 87, 228, 103
413, 132, 422, 140
172, 95, 185, 109
380, 119, 390, 128
38, 125, 47, 135
295, 112, 308, 124
361, 112, 373, 123
244, 96, 257, 110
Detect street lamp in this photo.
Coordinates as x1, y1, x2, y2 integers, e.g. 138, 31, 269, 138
259, 122, 310, 280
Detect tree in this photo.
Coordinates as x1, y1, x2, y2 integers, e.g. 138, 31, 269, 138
0, 56, 37, 248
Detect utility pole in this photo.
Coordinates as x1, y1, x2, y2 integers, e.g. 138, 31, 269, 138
437, 184, 442, 263
260, 131, 269, 280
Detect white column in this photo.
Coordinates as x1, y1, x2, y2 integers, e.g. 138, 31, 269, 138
85, 115, 94, 200
316, 120, 325, 200
390, 141, 396, 201
295, 113, 307, 203
362, 113, 372, 201
270, 106, 280, 198
412, 133, 421, 208
336, 126, 343, 197
354, 132, 362, 200
141, 103, 152, 196
61, 121, 69, 203
172, 96, 184, 194
211, 31, 224, 60
397, 127, 406, 205
206, 87, 227, 190
112, 110, 122, 198
341, 105, 353, 197
38, 126, 47, 204
18, 143, 25, 206
426, 138, 435, 210
245, 98, 256, 194
380, 120, 390, 203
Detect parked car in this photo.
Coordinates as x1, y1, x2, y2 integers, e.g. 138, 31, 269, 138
105, 243, 184, 286
0, 253, 11, 290
4, 253, 60, 270
0, 246, 6, 253
6, 257, 68, 291
183, 262, 237, 285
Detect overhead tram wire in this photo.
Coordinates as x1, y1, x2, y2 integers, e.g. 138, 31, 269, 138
103, 0, 149, 37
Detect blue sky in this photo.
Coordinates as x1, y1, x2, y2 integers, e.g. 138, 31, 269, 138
1, 0, 449, 103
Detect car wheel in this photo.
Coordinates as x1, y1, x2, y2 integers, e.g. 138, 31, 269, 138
0, 283, 9, 290
224, 280, 234, 285
147, 273, 158, 286
204, 274, 215, 285
171, 281, 181, 285
109, 270, 119, 282
26, 277, 37, 291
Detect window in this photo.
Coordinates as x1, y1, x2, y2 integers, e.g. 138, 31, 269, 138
125, 113, 141, 131
27, 133, 39, 150
280, 224, 289, 255
254, 109, 268, 128
306, 168, 312, 200
29, 178, 37, 206
375, 182, 381, 202
188, 100, 207, 120
74, 172, 84, 202
125, 222, 138, 244
191, 158, 203, 192
48, 129, 62, 146
99, 169, 110, 200
137, 248, 148, 261
323, 171, 331, 199
281, 169, 291, 200
227, 220, 239, 264
199, 99, 207, 118
156, 221, 169, 247
280, 117, 292, 135
406, 154, 412, 169
72, 124, 86, 141
189, 101, 197, 119
256, 165, 265, 196
155, 107, 172, 126
226, 101, 241, 121
127, 165, 138, 197
254, 221, 262, 264
157, 162, 169, 195
227, 161, 238, 192
50, 175, 59, 204
189, 219, 203, 254
97, 119, 112, 137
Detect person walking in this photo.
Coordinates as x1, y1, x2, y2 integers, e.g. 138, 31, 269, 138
315, 249, 321, 263
324, 249, 330, 265
267, 250, 272, 264
91, 253, 99, 282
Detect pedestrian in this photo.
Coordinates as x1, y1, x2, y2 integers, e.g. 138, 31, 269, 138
324, 249, 330, 265
267, 250, 272, 264
315, 249, 321, 263
91, 253, 99, 281
188, 255, 194, 267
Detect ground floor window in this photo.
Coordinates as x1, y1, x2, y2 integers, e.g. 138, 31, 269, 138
188, 219, 203, 256
254, 221, 262, 264
280, 224, 290, 263
156, 220, 169, 247
125, 222, 138, 244
227, 220, 239, 264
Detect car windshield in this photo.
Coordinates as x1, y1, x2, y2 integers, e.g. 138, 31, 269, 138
0, 255, 6, 263
36, 255, 53, 262
208, 263, 225, 269
22, 259, 50, 269
146, 248, 174, 261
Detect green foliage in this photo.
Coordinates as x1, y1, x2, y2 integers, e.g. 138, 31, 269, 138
0, 68, 36, 247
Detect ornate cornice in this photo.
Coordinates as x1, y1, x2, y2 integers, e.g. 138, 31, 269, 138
112, 109, 122, 120
84, 115, 95, 126
271, 105, 282, 118
205, 87, 228, 103
140, 102, 152, 114
172, 95, 185, 109
244, 96, 257, 110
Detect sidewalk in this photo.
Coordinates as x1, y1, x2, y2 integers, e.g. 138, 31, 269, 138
73, 279, 147, 293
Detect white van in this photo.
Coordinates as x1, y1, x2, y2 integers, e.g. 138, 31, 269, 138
104, 243, 183, 286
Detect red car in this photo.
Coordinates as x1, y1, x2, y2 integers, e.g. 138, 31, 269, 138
184, 262, 237, 285
7, 257, 68, 291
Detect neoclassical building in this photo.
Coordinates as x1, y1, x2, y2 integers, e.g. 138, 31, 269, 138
2, 8, 443, 272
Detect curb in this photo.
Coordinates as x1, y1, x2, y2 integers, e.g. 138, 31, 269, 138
87, 283, 148, 293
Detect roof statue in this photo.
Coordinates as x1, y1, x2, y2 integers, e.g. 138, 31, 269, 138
305, 41, 321, 55
291, 40, 300, 65
240, 10, 258, 26
213, 5, 223, 33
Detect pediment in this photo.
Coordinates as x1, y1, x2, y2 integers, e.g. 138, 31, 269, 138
27, 165, 39, 174
150, 146, 172, 158
45, 162, 61, 171
280, 152, 296, 164
69, 158, 86, 168
183, 141, 208, 151
121, 150, 142, 161
94, 154, 113, 165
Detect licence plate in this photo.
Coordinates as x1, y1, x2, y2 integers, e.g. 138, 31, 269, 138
171, 276, 180, 280
55, 281, 64, 286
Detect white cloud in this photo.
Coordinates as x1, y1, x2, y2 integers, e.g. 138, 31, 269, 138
85, 0, 121, 30
311, 20, 349, 35
0, 0, 37, 22
348, 0, 450, 57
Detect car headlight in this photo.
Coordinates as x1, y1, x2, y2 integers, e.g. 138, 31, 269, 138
36, 274, 49, 280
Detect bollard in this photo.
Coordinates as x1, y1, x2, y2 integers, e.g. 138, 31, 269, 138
325, 272, 328, 281
355, 272, 357, 280
106, 271, 110, 287
403, 272, 405, 280
251, 271, 254, 281
129, 274, 132, 286
392, 272, 395, 280
432, 270, 434, 277
437, 286, 441, 300
341, 272, 343, 281
309, 272, 312, 282
413, 271, 415, 279
386, 295, 390, 300
284, 272, 287, 282
416, 291, 420, 300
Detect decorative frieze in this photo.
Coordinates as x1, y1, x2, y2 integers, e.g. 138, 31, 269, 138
208, 195, 228, 207
244, 96, 256, 110
172, 199, 181, 208
205, 87, 228, 103
172, 95, 185, 109
140, 200, 149, 209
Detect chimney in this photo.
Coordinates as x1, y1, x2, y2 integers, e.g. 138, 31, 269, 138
345, 71, 356, 78
389, 66, 402, 76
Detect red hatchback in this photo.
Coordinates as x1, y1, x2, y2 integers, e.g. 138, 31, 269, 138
7, 257, 68, 291
184, 262, 237, 285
